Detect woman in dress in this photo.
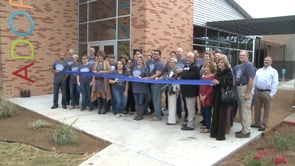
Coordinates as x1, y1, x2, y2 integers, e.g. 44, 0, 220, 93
92, 51, 111, 114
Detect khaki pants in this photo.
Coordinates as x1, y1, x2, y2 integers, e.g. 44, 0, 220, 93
236, 85, 252, 133
185, 97, 197, 128
254, 89, 271, 128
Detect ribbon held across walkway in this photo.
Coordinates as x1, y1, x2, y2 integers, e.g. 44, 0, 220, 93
64, 71, 214, 85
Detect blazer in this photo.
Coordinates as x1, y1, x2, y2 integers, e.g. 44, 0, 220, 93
180, 62, 200, 97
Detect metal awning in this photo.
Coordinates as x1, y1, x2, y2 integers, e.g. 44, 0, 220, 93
206, 15, 295, 35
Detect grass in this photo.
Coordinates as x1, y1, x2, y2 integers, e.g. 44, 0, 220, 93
28, 120, 52, 130
0, 100, 14, 119
268, 130, 295, 151
244, 126, 295, 165
53, 120, 78, 146
0, 142, 89, 166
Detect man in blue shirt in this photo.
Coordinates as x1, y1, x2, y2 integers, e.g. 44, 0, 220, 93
146, 49, 165, 121
252, 56, 278, 131
51, 52, 68, 109
233, 50, 256, 138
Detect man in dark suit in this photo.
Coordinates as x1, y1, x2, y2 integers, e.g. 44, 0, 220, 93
180, 52, 201, 130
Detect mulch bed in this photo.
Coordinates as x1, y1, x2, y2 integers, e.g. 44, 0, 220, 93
0, 105, 110, 154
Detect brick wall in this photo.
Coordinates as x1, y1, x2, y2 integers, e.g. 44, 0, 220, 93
131, 0, 193, 61
0, 0, 78, 98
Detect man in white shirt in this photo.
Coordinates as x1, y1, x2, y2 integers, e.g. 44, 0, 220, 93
252, 56, 278, 131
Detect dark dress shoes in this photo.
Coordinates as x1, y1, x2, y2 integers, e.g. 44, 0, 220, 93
258, 127, 266, 131
51, 105, 58, 109
181, 125, 194, 130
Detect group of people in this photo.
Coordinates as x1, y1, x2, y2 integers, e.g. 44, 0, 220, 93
51, 47, 279, 141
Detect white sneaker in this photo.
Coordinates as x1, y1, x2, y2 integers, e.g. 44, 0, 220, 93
116, 114, 121, 118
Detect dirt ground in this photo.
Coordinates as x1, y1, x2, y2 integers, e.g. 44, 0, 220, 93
0, 105, 109, 154
0, 89, 294, 165
218, 89, 295, 165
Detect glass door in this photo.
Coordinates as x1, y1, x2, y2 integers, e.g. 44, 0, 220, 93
88, 41, 116, 59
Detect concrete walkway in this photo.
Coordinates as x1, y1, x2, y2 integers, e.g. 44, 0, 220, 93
10, 94, 265, 166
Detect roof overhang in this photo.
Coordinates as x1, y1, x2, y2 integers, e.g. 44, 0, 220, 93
206, 15, 295, 35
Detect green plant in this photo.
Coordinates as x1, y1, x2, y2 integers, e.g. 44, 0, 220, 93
268, 132, 295, 151
0, 100, 15, 119
29, 120, 51, 130
53, 120, 78, 146
245, 150, 287, 166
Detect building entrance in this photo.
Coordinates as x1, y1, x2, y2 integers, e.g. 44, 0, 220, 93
88, 41, 116, 59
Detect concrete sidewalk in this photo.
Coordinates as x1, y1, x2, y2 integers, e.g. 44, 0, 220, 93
10, 94, 265, 166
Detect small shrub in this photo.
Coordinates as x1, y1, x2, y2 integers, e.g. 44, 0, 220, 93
53, 120, 78, 146
245, 150, 288, 166
268, 132, 295, 151
29, 120, 51, 130
0, 100, 15, 119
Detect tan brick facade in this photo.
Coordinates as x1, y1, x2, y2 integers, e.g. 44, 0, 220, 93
0, 0, 193, 98
131, 0, 193, 61
0, 0, 78, 98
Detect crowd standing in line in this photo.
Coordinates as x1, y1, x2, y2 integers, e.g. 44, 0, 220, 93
51, 47, 278, 141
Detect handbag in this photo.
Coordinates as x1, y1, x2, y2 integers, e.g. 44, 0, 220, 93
221, 86, 236, 103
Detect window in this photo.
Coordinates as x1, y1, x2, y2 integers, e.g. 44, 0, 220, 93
79, 24, 87, 42
230, 34, 238, 48
207, 28, 218, 46
79, 4, 87, 23
219, 32, 229, 48
88, 19, 116, 41
118, 41, 130, 58
89, 0, 116, 21
79, 44, 87, 56
118, 17, 130, 39
119, 0, 130, 16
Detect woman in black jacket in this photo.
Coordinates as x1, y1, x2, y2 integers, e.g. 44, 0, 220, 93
210, 56, 234, 140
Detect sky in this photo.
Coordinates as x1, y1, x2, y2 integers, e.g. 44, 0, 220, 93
235, 0, 295, 18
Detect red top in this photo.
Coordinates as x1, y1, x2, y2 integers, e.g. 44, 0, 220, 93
199, 74, 215, 107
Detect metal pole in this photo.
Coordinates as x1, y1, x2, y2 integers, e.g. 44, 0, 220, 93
252, 37, 255, 64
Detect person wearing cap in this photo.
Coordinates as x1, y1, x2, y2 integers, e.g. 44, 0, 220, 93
69, 54, 80, 109
164, 57, 180, 125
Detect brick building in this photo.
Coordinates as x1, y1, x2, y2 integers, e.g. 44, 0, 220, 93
1, 0, 292, 98
0, 0, 78, 98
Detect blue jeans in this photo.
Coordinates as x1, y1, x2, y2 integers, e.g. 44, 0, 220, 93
70, 83, 80, 106
151, 84, 162, 119
79, 83, 93, 110
202, 106, 212, 129
112, 87, 127, 114
53, 80, 66, 106
133, 93, 145, 105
